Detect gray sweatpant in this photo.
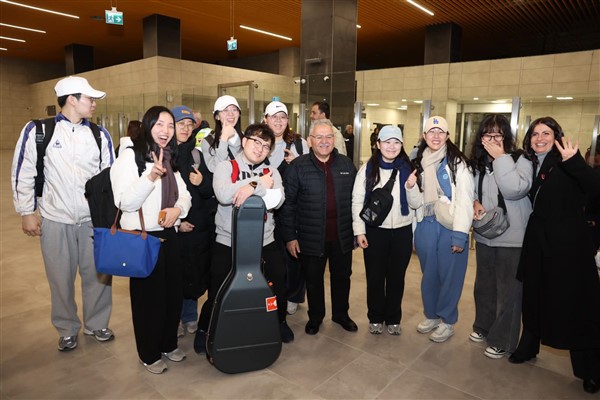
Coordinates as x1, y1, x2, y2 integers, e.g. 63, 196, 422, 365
40, 218, 112, 337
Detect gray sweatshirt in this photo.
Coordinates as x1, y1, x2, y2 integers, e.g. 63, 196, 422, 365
212, 152, 285, 247
473, 153, 533, 247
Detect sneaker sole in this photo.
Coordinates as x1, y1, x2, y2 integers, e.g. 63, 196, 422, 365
83, 329, 114, 342
162, 353, 186, 362
429, 332, 454, 343
484, 350, 506, 359
58, 343, 77, 351
469, 334, 484, 343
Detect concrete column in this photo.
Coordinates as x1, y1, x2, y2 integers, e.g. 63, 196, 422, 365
65, 44, 93, 75
300, 0, 357, 130
424, 23, 462, 65
143, 14, 181, 59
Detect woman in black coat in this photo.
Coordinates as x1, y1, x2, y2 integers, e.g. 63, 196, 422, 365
509, 116, 600, 394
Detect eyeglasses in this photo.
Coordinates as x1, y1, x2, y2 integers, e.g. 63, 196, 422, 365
220, 107, 239, 114
80, 95, 98, 103
310, 134, 335, 141
425, 129, 447, 137
246, 137, 272, 152
267, 115, 288, 122
482, 133, 504, 142
176, 121, 194, 130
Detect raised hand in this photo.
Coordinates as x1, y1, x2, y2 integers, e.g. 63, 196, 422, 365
555, 137, 579, 161
406, 169, 418, 189
482, 138, 505, 160
189, 166, 203, 186
149, 149, 166, 182
259, 171, 274, 189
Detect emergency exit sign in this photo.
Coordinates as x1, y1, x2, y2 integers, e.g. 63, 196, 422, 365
105, 8, 123, 25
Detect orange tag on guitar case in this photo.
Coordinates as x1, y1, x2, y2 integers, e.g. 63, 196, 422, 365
266, 296, 278, 312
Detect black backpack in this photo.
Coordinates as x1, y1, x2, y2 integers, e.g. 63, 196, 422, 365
84, 149, 145, 228
359, 169, 398, 227
33, 117, 102, 197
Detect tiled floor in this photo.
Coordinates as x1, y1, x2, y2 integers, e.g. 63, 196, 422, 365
0, 150, 588, 399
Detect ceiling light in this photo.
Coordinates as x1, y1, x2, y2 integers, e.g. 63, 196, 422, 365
0, 36, 25, 42
0, 23, 45, 33
0, 47, 7, 51
0, 0, 79, 18
407, 0, 434, 16
239, 25, 292, 41
397, 106, 407, 110
356, 24, 361, 29
414, 100, 423, 104
546, 95, 553, 98
401, 99, 407, 102
491, 99, 510, 104
473, 97, 479, 100
367, 103, 380, 106
556, 96, 573, 100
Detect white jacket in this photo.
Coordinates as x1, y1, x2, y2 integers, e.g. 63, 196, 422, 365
406, 161, 474, 235
352, 164, 414, 235
11, 114, 114, 224
110, 139, 191, 231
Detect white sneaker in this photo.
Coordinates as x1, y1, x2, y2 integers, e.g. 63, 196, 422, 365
469, 331, 484, 342
177, 323, 185, 338
387, 324, 401, 335
368, 323, 384, 334
140, 359, 167, 374
417, 318, 441, 333
162, 348, 186, 362
287, 301, 298, 315
184, 321, 198, 334
429, 323, 454, 343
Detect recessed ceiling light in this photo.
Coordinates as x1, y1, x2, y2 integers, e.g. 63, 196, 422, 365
473, 97, 479, 100
0, 23, 45, 33
414, 100, 423, 104
546, 95, 553, 98
397, 106, 407, 110
0, 47, 7, 51
367, 103, 380, 106
491, 99, 509, 104
356, 24, 361, 29
239, 25, 292, 41
0, 36, 25, 42
401, 99, 407, 102
556, 96, 573, 100
0, 0, 79, 18
406, 0, 434, 16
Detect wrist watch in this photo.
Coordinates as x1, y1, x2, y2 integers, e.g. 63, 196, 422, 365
249, 181, 258, 189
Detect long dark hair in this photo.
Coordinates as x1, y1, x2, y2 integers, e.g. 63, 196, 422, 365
413, 132, 470, 189
366, 143, 411, 190
522, 116, 565, 171
133, 105, 178, 169
209, 107, 243, 155
470, 114, 516, 174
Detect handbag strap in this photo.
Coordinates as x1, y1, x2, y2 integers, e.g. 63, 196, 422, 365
477, 171, 507, 211
382, 168, 398, 192
110, 206, 148, 240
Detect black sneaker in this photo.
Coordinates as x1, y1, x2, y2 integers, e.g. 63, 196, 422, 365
280, 321, 295, 343
194, 330, 207, 354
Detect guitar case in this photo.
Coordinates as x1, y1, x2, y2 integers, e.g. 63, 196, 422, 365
206, 195, 282, 373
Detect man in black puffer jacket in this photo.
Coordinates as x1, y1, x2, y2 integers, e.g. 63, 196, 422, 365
280, 119, 358, 335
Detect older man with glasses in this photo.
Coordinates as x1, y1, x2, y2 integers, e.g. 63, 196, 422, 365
280, 119, 358, 335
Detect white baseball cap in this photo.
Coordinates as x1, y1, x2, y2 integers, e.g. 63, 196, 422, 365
54, 76, 106, 99
264, 101, 288, 117
378, 125, 403, 142
213, 95, 240, 113
424, 116, 449, 133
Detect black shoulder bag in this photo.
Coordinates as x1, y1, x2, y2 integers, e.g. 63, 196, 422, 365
360, 169, 398, 227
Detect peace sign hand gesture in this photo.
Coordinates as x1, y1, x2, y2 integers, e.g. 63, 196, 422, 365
149, 149, 167, 182
555, 137, 579, 162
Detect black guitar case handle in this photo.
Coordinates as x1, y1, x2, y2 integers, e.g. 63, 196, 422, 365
206, 195, 282, 373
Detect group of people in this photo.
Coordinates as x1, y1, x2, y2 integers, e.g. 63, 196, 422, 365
11, 76, 600, 393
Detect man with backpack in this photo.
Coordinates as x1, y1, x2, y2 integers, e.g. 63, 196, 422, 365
11, 76, 115, 352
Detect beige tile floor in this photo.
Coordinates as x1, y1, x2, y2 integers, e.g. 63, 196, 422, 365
0, 150, 587, 399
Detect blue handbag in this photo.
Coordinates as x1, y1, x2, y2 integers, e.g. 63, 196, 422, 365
93, 209, 161, 278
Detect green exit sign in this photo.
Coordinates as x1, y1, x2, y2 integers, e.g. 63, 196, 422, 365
105, 8, 123, 25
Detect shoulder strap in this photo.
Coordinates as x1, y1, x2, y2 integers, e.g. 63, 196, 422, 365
285, 141, 292, 151
382, 168, 398, 192
34, 118, 56, 197
89, 122, 102, 167
230, 159, 239, 183
294, 137, 304, 155
478, 170, 507, 211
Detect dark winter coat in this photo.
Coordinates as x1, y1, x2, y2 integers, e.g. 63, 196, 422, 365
280, 149, 357, 256
518, 150, 600, 350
